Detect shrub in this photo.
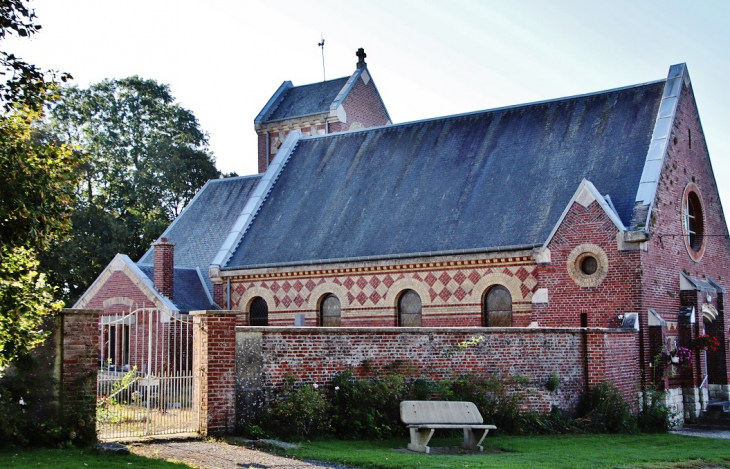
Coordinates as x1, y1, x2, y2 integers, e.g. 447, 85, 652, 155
261, 376, 331, 438
578, 381, 637, 433
546, 371, 560, 392
444, 373, 530, 434
638, 385, 674, 432
0, 353, 95, 446
329, 370, 410, 439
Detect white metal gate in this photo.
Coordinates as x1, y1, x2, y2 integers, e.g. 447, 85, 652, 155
96, 308, 196, 439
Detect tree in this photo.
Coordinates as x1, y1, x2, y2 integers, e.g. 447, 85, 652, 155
43, 77, 220, 303
0, 0, 70, 111
0, 1, 77, 371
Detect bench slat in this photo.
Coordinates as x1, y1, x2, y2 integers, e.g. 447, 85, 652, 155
400, 400, 484, 424
407, 424, 497, 429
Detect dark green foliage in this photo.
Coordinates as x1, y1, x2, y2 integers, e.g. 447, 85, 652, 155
328, 370, 411, 439
259, 375, 331, 438
443, 373, 528, 434
545, 371, 560, 392
577, 381, 637, 433
42, 77, 221, 304
0, 1, 71, 112
0, 110, 76, 370
250, 363, 663, 441
638, 386, 674, 432
0, 353, 94, 446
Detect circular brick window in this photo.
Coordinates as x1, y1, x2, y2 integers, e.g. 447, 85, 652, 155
682, 183, 706, 262
567, 244, 608, 288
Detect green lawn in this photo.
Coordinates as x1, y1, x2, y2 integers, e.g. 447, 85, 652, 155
2, 434, 729, 469
0, 447, 189, 468
280, 433, 730, 469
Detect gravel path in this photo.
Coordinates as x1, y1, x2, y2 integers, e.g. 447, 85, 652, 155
129, 439, 358, 469
670, 427, 730, 440
128, 429, 730, 468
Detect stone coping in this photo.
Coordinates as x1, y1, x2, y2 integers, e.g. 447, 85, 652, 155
61, 308, 103, 315
189, 310, 241, 316
235, 326, 635, 334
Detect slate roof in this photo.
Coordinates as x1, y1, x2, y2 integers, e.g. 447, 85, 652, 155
260, 77, 350, 123
139, 175, 261, 293
137, 265, 213, 313
225, 80, 665, 269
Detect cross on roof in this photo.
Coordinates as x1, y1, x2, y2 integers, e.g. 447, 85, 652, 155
356, 48, 367, 68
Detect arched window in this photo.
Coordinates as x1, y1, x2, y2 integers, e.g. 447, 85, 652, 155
320, 294, 341, 327
398, 289, 422, 327
685, 191, 704, 252
682, 184, 706, 262
484, 285, 512, 327
249, 297, 268, 326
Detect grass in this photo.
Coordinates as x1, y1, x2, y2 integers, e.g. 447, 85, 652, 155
277, 433, 730, 469
2, 433, 729, 468
0, 446, 189, 468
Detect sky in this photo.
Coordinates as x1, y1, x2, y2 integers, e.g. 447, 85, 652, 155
7, 0, 730, 210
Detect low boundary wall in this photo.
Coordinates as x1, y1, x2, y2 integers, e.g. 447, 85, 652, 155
231, 326, 639, 432
188, 312, 640, 435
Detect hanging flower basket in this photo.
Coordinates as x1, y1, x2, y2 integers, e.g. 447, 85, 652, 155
695, 334, 720, 352
667, 346, 693, 367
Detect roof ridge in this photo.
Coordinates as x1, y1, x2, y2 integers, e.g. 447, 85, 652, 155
299, 78, 667, 142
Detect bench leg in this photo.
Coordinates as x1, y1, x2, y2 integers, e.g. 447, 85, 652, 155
408, 428, 435, 454
462, 428, 489, 452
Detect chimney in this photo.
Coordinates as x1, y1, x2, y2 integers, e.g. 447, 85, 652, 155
153, 237, 175, 299
356, 48, 367, 69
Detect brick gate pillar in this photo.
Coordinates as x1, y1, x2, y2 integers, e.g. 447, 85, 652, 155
191, 310, 240, 436
61, 309, 101, 438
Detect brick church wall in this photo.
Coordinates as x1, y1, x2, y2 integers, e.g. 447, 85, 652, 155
228, 252, 538, 327
257, 69, 391, 173
329, 71, 390, 133
538, 199, 642, 328
640, 82, 730, 385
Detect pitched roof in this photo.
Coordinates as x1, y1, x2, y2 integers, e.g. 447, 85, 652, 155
137, 265, 214, 313
225, 80, 665, 269
256, 77, 350, 124
139, 175, 261, 292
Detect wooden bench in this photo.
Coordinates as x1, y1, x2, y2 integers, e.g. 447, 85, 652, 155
400, 400, 497, 453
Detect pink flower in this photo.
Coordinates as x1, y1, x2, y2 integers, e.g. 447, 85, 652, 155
313, 383, 319, 389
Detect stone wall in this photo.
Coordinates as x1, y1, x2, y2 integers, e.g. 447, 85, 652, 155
234, 326, 639, 426
0, 309, 100, 444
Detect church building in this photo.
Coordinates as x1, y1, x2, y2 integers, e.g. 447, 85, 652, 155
76, 53, 730, 423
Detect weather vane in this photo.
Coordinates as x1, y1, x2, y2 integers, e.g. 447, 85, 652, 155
318, 34, 326, 81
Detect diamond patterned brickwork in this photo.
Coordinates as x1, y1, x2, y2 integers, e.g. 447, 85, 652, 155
229, 257, 537, 326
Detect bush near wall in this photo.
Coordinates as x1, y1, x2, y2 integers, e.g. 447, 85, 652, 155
246, 364, 672, 440
0, 312, 98, 447
0, 354, 95, 446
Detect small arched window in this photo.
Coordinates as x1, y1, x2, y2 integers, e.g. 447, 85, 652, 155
685, 191, 704, 251
682, 184, 706, 262
398, 289, 422, 327
249, 297, 269, 326
484, 285, 512, 327
320, 294, 341, 327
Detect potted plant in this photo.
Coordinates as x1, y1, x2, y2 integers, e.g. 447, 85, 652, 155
667, 346, 693, 367
695, 334, 720, 352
